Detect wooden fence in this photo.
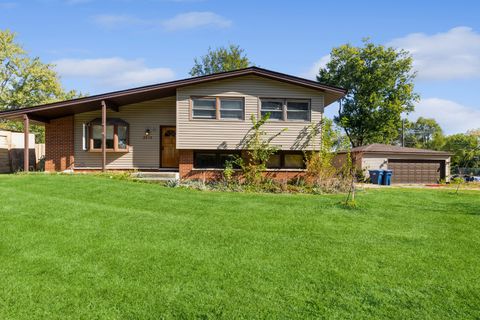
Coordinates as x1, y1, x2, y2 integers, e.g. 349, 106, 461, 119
0, 143, 45, 173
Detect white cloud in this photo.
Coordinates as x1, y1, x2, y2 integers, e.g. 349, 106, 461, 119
53, 57, 175, 89
409, 98, 480, 134
306, 27, 480, 81
92, 14, 143, 29
0, 2, 17, 8
388, 26, 480, 80
301, 54, 330, 80
161, 11, 232, 31
92, 11, 231, 31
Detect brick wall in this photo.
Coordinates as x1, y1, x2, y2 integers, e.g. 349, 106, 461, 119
178, 149, 193, 179
45, 116, 74, 172
178, 149, 306, 182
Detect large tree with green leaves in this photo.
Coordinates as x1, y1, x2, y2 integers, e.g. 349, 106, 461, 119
401, 117, 444, 150
317, 39, 419, 147
189, 44, 252, 77
442, 133, 480, 169
0, 30, 80, 142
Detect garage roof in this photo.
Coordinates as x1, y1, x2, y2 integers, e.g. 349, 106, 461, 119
339, 144, 452, 155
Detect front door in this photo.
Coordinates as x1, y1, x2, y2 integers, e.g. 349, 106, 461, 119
161, 126, 179, 168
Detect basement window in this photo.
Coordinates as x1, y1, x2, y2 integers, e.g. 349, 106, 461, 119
266, 152, 305, 169
194, 151, 241, 169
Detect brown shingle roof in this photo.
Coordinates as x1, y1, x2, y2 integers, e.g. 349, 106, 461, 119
340, 143, 452, 155
0, 66, 346, 123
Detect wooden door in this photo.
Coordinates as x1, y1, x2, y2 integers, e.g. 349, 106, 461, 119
161, 127, 179, 168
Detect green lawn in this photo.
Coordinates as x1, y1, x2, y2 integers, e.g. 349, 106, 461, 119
0, 175, 479, 319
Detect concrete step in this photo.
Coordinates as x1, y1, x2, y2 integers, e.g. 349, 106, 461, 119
131, 171, 179, 181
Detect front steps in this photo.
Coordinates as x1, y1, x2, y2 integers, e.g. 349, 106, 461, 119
131, 171, 179, 183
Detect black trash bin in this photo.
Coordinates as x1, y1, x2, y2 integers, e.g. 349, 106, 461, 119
369, 170, 384, 185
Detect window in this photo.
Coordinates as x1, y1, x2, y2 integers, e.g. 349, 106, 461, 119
261, 100, 283, 120
284, 153, 305, 169
287, 100, 310, 121
220, 99, 244, 120
194, 151, 241, 169
260, 99, 310, 121
117, 125, 128, 150
192, 97, 244, 120
88, 118, 129, 152
92, 125, 103, 149
192, 98, 216, 119
194, 152, 218, 168
266, 153, 282, 168
266, 152, 305, 169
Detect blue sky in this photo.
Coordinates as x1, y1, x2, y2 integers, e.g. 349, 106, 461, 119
1, 0, 479, 134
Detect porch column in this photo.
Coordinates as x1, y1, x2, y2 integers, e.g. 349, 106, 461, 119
23, 114, 29, 172
101, 100, 107, 172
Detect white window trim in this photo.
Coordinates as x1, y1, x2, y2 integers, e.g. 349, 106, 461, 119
82, 123, 88, 150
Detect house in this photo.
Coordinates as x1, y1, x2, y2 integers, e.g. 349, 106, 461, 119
335, 144, 452, 184
0, 130, 42, 173
0, 67, 346, 181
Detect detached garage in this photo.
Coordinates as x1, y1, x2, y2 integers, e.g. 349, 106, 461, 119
336, 144, 452, 184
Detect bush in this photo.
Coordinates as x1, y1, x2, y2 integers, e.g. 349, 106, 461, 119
165, 177, 352, 195
234, 113, 287, 186
451, 177, 465, 184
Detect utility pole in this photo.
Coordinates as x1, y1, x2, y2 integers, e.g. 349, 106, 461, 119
402, 119, 405, 147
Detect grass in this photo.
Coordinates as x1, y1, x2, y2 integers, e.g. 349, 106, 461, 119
0, 174, 479, 319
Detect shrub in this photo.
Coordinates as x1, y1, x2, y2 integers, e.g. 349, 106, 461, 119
235, 113, 287, 186
165, 179, 180, 188
303, 119, 353, 194
222, 160, 235, 183
91, 171, 134, 181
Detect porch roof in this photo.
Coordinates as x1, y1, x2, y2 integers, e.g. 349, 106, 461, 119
0, 67, 346, 123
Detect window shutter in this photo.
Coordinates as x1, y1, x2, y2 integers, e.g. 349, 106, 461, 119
82, 123, 88, 150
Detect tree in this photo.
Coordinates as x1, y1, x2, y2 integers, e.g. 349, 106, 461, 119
400, 117, 444, 149
0, 30, 81, 142
234, 113, 286, 185
467, 128, 480, 137
189, 44, 252, 77
317, 39, 419, 147
442, 133, 480, 169
304, 119, 337, 185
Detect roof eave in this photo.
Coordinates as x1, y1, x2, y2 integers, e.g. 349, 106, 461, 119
0, 67, 346, 122
337, 150, 453, 156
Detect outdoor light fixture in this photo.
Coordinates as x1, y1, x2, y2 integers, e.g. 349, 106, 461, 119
145, 128, 151, 137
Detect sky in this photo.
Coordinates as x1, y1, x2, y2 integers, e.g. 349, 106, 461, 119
1, 0, 479, 134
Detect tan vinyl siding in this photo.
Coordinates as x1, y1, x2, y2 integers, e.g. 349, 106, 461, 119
176, 75, 325, 150
74, 96, 175, 169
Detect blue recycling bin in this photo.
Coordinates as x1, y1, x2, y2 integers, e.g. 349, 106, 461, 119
369, 170, 384, 185
382, 170, 393, 186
